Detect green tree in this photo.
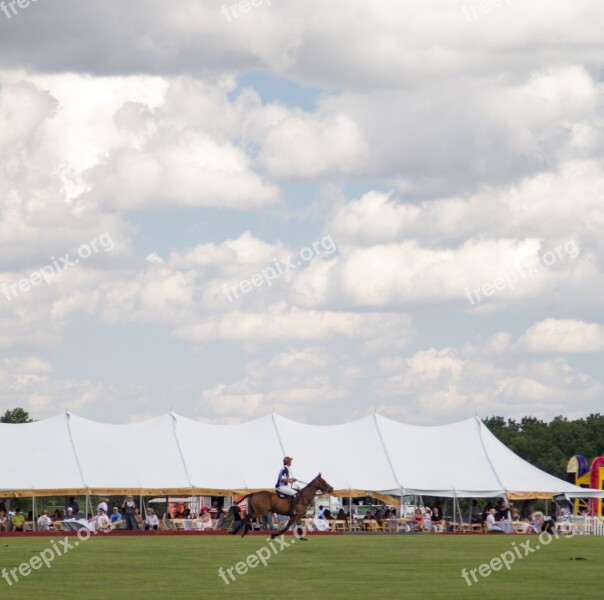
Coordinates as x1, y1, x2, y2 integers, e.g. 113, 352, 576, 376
483, 413, 604, 479
0, 407, 35, 423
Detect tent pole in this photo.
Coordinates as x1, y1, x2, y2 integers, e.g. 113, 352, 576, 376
349, 491, 352, 532
452, 493, 457, 532
454, 492, 464, 533
32, 491, 36, 532
453, 492, 459, 532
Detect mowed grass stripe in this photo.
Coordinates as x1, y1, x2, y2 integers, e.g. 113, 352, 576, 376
0, 535, 601, 599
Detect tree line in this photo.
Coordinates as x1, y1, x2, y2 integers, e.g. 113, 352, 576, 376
482, 414, 604, 479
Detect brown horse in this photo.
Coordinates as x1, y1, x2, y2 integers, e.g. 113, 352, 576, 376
240, 473, 334, 539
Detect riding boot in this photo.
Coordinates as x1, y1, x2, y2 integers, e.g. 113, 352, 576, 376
289, 494, 297, 516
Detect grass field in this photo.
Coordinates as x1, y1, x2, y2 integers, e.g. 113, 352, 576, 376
0, 534, 602, 599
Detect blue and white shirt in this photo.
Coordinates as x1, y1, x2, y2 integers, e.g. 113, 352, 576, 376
275, 465, 291, 489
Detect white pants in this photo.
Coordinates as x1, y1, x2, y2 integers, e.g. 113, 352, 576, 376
313, 518, 331, 531
276, 486, 296, 497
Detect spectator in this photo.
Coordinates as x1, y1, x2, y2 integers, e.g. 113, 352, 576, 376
432, 506, 443, 524
336, 508, 349, 526
121, 496, 139, 530
529, 511, 544, 534
481, 503, 494, 524
12, 509, 25, 532
261, 510, 275, 531
227, 505, 244, 535
110, 507, 122, 523
423, 507, 432, 531
68, 497, 79, 517
183, 508, 193, 519
520, 500, 532, 520
314, 505, 331, 531
470, 500, 482, 525
214, 508, 226, 529
412, 508, 425, 532
498, 501, 511, 521
199, 507, 213, 531
145, 509, 160, 531
63, 508, 76, 521
37, 511, 53, 531
97, 498, 109, 514
93, 509, 112, 533
486, 509, 504, 533
0, 511, 8, 532
511, 508, 520, 522
313, 517, 331, 531
134, 508, 143, 528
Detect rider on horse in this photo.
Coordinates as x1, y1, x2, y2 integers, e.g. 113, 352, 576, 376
275, 456, 298, 515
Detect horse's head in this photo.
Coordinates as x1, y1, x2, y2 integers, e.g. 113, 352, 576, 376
314, 473, 334, 494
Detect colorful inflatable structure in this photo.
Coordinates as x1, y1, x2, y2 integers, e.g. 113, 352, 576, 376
567, 455, 604, 516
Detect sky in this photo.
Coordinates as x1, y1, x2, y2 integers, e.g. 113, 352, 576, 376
0, 0, 603, 425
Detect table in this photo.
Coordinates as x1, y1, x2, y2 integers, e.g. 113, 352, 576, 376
499, 520, 513, 534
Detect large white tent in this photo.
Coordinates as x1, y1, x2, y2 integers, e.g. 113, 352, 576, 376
1, 413, 602, 500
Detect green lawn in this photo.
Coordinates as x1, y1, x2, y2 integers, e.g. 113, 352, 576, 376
0, 534, 602, 599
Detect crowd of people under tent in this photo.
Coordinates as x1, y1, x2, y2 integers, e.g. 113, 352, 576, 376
0, 495, 579, 535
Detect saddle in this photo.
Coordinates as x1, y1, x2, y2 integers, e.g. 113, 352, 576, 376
276, 491, 291, 500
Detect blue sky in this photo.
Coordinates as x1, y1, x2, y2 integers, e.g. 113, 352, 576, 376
1, 0, 604, 425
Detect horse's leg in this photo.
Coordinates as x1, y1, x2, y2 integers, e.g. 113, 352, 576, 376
240, 496, 255, 538
271, 515, 295, 539
293, 515, 307, 541
240, 513, 251, 537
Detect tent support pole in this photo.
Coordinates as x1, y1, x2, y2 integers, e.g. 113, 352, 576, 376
32, 492, 36, 532
454, 492, 464, 533
453, 492, 459, 532
349, 491, 352, 532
